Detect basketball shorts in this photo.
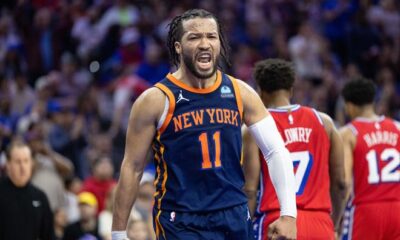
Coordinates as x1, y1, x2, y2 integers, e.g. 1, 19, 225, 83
254, 209, 334, 240
342, 201, 400, 240
153, 203, 253, 240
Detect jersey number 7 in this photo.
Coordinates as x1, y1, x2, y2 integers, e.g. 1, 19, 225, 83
291, 151, 313, 195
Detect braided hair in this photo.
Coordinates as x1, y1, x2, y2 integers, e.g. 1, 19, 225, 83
167, 9, 231, 68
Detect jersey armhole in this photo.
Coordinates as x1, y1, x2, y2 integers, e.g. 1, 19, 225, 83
227, 76, 244, 121
154, 83, 175, 134
347, 123, 358, 136
157, 97, 169, 130
311, 108, 324, 126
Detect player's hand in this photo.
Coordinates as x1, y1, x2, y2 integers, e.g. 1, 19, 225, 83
335, 231, 340, 240
268, 216, 296, 240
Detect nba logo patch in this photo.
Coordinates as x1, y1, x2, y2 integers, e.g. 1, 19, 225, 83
221, 85, 234, 98
169, 212, 176, 222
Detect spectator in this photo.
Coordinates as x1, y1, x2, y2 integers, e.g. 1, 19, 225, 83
10, 72, 36, 117
63, 191, 101, 240
321, 0, 358, 63
130, 171, 155, 240
367, 0, 400, 42
48, 103, 87, 179
117, 27, 143, 67
85, 132, 113, 167
375, 67, 400, 117
71, 6, 102, 60
135, 42, 169, 85
97, 0, 140, 37
0, 141, 54, 240
64, 176, 82, 224
289, 21, 324, 81
81, 156, 116, 213
54, 208, 68, 240
55, 52, 92, 98
127, 219, 151, 240
25, 8, 62, 81
348, 9, 381, 78
0, 93, 13, 150
27, 122, 74, 211
99, 186, 117, 240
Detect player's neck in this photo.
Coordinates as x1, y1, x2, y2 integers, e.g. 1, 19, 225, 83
173, 66, 217, 89
267, 100, 292, 109
355, 107, 379, 120
262, 91, 291, 108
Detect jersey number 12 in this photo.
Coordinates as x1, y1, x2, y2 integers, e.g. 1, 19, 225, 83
366, 148, 399, 184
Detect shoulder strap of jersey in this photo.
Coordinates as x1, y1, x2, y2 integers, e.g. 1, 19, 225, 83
310, 108, 324, 126
347, 123, 359, 136
154, 83, 175, 134
226, 75, 243, 122
394, 120, 400, 131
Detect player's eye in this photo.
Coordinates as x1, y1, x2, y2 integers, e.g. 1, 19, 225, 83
188, 35, 199, 40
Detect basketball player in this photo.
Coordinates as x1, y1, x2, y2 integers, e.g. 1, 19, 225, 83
339, 77, 400, 240
112, 9, 297, 240
243, 59, 348, 239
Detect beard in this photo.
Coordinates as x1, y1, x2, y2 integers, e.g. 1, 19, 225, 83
182, 50, 219, 79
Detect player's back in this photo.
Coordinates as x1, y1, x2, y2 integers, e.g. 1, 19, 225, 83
258, 105, 332, 213
348, 116, 400, 205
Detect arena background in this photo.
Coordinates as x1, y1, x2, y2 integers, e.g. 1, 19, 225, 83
0, 0, 399, 239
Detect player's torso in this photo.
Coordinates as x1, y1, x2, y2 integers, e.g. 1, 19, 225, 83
349, 117, 400, 205
259, 105, 332, 213
153, 71, 247, 212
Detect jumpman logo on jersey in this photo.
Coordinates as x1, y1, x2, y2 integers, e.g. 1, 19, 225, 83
176, 90, 190, 103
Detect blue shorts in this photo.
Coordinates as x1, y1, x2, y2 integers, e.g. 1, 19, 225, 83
153, 203, 253, 240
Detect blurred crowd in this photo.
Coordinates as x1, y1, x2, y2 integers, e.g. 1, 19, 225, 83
0, 0, 399, 239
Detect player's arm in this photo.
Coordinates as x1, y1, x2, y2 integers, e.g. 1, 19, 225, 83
319, 113, 349, 232
237, 80, 296, 239
242, 126, 261, 219
339, 126, 355, 202
111, 88, 165, 239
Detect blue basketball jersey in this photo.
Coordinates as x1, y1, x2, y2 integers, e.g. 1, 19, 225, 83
152, 70, 247, 212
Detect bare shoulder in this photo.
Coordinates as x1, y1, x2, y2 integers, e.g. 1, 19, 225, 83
233, 78, 261, 111
339, 124, 356, 142
318, 111, 334, 126
317, 111, 335, 133
131, 87, 166, 123
235, 78, 259, 98
232, 78, 268, 125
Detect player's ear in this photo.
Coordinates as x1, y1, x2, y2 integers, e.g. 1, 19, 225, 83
344, 102, 353, 117
255, 86, 262, 96
175, 42, 181, 55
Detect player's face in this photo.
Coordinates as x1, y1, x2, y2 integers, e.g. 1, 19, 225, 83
176, 17, 221, 79
6, 146, 33, 187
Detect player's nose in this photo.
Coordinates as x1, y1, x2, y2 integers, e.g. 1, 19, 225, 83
198, 36, 211, 50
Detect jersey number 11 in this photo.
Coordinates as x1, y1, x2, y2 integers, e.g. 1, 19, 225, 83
199, 131, 221, 169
